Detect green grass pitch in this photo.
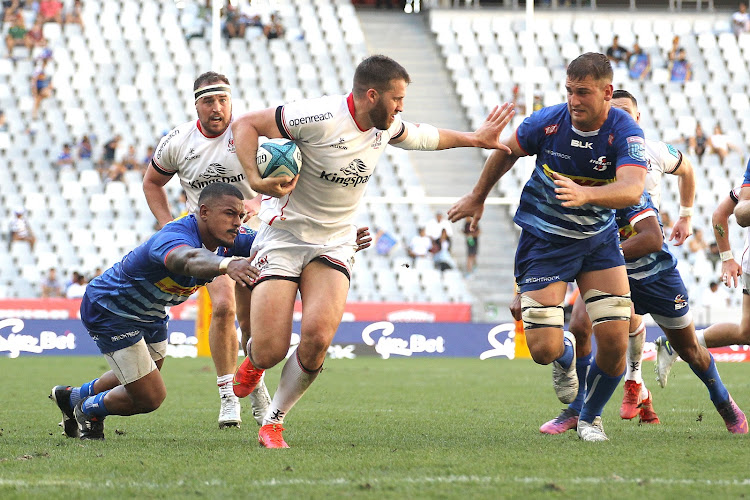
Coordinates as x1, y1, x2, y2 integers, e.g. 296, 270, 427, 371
2, 356, 750, 499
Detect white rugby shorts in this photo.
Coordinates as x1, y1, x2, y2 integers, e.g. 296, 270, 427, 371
250, 222, 356, 285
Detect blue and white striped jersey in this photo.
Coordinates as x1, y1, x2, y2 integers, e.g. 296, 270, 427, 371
616, 192, 677, 283
514, 103, 647, 243
83, 214, 255, 324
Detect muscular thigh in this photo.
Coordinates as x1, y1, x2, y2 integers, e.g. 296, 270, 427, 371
206, 274, 237, 313
250, 277, 298, 352
299, 260, 350, 340
577, 266, 630, 296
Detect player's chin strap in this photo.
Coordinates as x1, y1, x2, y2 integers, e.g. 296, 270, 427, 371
195, 84, 231, 102
395, 121, 440, 151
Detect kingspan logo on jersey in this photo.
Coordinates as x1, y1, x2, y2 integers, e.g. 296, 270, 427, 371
319, 159, 371, 188
188, 162, 245, 190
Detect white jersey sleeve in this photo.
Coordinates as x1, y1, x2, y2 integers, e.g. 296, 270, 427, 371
151, 127, 183, 176
644, 139, 683, 210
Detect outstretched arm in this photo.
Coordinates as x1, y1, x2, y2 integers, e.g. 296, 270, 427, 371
165, 246, 258, 288
392, 103, 515, 152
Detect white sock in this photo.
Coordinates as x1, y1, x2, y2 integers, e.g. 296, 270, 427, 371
625, 321, 646, 384
263, 348, 321, 426
217, 374, 234, 398
696, 329, 707, 348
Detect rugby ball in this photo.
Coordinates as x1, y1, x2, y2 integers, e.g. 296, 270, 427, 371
256, 138, 302, 179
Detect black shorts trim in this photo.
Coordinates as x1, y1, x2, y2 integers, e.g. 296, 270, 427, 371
315, 255, 351, 281
251, 275, 300, 290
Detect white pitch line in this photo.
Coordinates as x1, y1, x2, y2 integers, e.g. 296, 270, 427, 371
3, 476, 750, 489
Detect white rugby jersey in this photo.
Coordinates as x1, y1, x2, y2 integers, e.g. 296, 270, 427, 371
151, 119, 255, 212
644, 139, 683, 210
264, 93, 405, 244
728, 186, 750, 274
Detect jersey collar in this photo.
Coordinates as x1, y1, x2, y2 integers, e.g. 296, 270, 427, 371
196, 118, 232, 139
347, 93, 369, 132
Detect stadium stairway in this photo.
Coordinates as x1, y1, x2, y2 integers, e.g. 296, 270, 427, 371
356, 10, 518, 321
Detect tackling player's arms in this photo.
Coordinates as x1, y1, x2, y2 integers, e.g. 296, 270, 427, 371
712, 193, 742, 288
621, 214, 663, 260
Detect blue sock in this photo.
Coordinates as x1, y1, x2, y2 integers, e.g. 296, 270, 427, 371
70, 378, 99, 408
569, 352, 593, 414
689, 355, 730, 405
555, 336, 575, 370
81, 390, 110, 418
579, 359, 624, 423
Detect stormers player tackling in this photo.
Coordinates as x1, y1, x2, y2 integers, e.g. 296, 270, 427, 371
50, 183, 260, 439
230, 54, 515, 448
450, 53, 647, 441
142, 72, 271, 429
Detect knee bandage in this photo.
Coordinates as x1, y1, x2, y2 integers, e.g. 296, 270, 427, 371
104, 338, 158, 385
395, 121, 440, 151
583, 289, 631, 326
148, 340, 167, 361
520, 295, 565, 330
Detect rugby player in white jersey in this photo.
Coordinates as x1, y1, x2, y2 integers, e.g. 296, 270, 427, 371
230, 54, 515, 448
655, 183, 750, 385
558, 89, 696, 428
142, 72, 271, 429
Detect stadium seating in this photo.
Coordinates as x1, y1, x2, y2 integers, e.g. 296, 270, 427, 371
0, 0, 473, 303
430, 8, 748, 311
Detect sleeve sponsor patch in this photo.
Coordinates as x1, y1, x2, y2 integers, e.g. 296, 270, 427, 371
626, 136, 646, 161
665, 143, 680, 158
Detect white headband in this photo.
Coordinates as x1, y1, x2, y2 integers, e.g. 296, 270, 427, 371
194, 83, 231, 102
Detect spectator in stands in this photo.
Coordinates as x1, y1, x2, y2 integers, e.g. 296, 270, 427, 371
707, 241, 721, 267
688, 227, 709, 256
733, 2, 750, 36
90, 266, 102, 280
40, 267, 64, 298
222, 4, 245, 39
98, 134, 120, 176
122, 144, 140, 173
0, 110, 7, 132
78, 134, 93, 162
707, 124, 742, 165
510, 84, 526, 115
669, 48, 692, 82
8, 207, 35, 251
25, 18, 46, 51
408, 226, 433, 266
65, 0, 83, 27
666, 35, 683, 66
425, 211, 453, 243
628, 43, 651, 80
105, 160, 127, 184
56, 143, 74, 169
65, 272, 87, 299
37, 0, 63, 24
2, 0, 24, 23
463, 216, 479, 276
5, 10, 30, 60
433, 228, 456, 272
141, 145, 154, 172
661, 210, 674, 237
263, 13, 285, 40
702, 280, 731, 311
30, 59, 53, 119
605, 35, 629, 68
687, 122, 708, 162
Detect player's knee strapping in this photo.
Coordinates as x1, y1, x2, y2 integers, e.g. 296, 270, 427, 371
583, 289, 631, 326
104, 338, 158, 385
520, 295, 565, 330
